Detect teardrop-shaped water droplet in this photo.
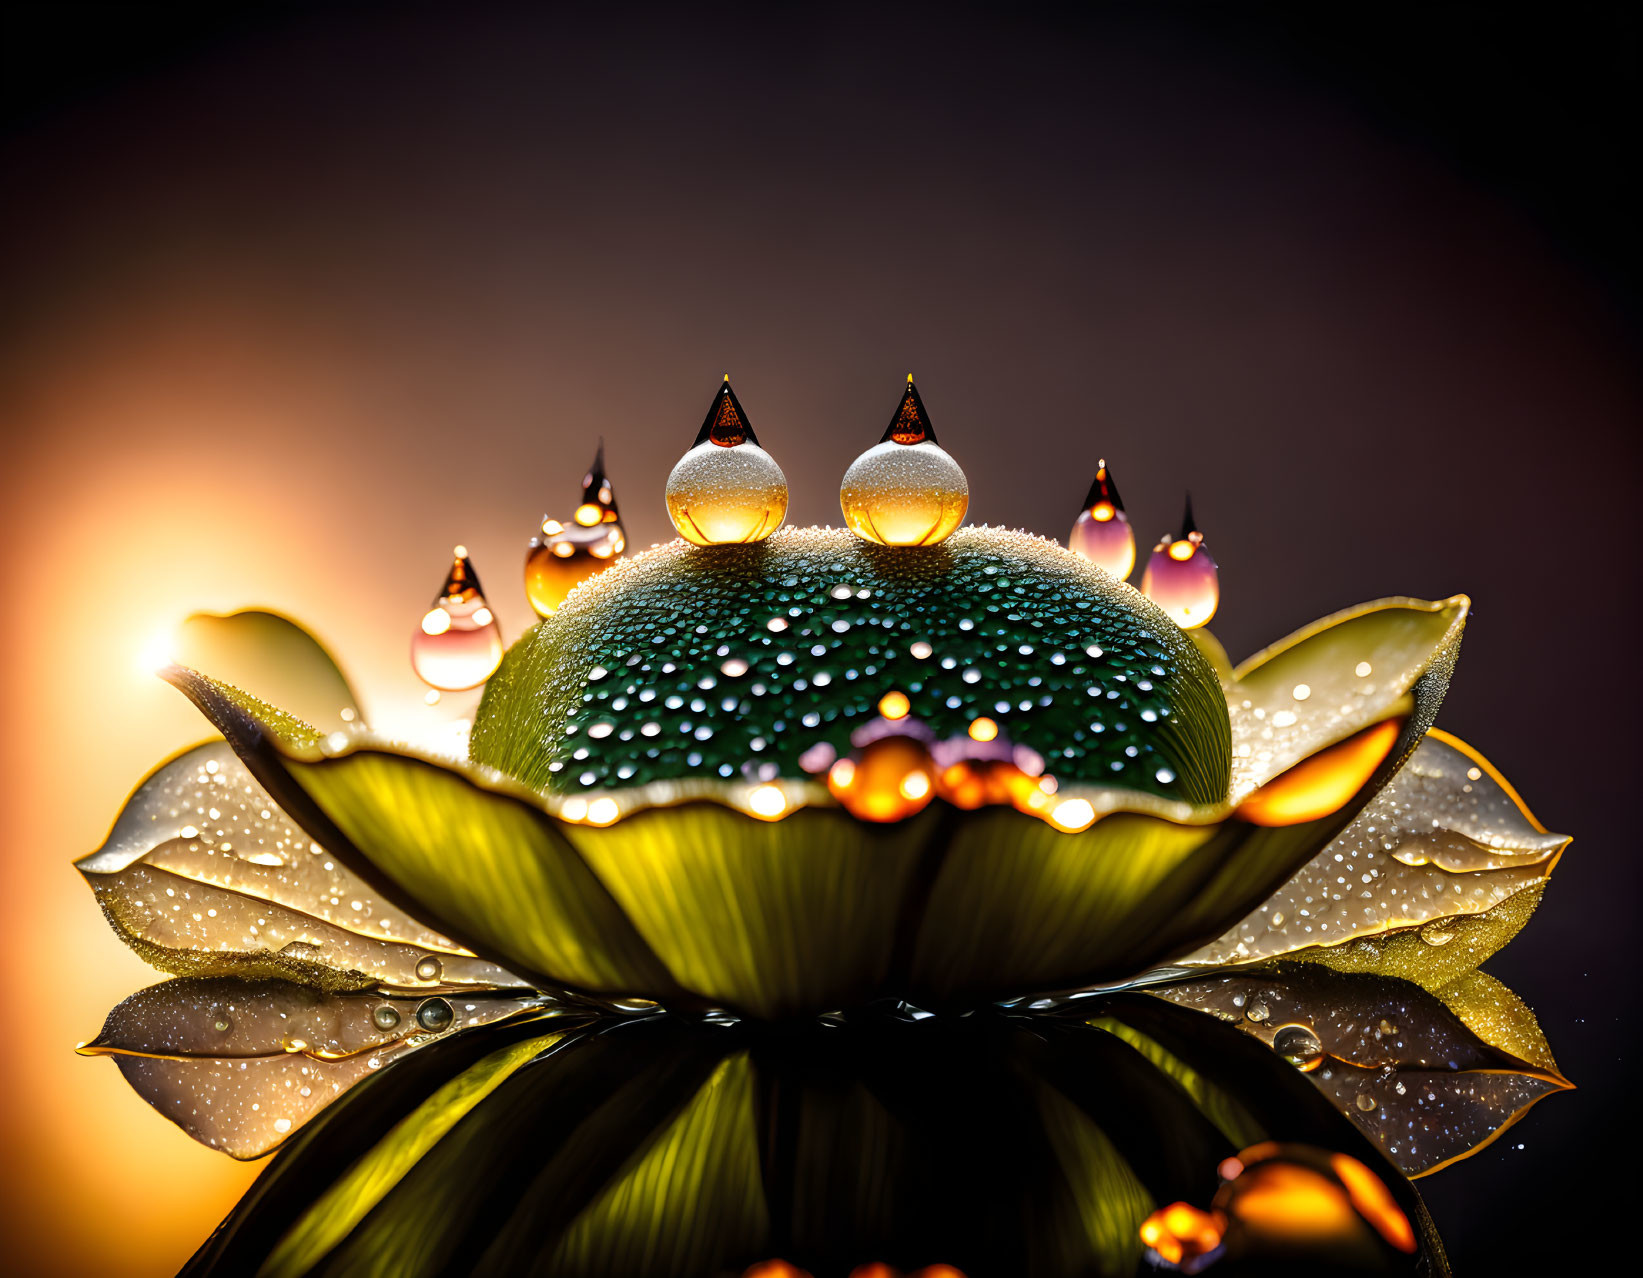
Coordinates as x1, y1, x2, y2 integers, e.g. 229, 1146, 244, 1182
839, 376, 967, 547
525, 443, 627, 616
1068, 459, 1136, 579
665, 378, 788, 545
1140, 495, 1219, 629
411, 547, 505, 691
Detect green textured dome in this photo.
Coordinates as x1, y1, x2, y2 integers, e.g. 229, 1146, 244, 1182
472, 526, 1231, 805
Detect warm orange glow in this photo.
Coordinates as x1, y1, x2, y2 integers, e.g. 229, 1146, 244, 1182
573, 502, 602, 526
829, 736, 936, 822
1330, 1153, 1417, 1253
1236, 718, 1402, 825
586, 796, 620, 825
935, 759, 1041, 810
1090, 501, 1115, 521
1220, 1161, 1364, 1244
1139, 1201, 1226, 1266
1049, 796, 1096, 831
848, 1266, 898, 1278
743, 1264, 813, 1278
748, 784, 787, 818
878, 690, 911, 720
967, 715, 998, 742
1168, 538, 1195, 562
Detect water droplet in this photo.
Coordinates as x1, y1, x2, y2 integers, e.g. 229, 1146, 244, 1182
1068, 459, 1136, 579
416, 997, 455, 1032
839, 377, 968, 546
525, 442, 627, 615
212, 1017, 232, 1033
1420, 921, 1456, 946
372, 1004, 402, 1030
665, 379, 788, 544
1356, 1092, 1378, 1112
1140, 495, 1218, 629
279, 941, 320, 962
414, 955, 443, 982
1273, 1024, 1324, 1071
1378, 1018, 1397, 1036
411, 548, 505, 690
1246, 1000, 1270, 1023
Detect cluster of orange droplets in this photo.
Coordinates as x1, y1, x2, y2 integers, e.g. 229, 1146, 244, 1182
1138, 1143, 1416, 1272
819, 694, 1096, 831
406, 380, 1224, 701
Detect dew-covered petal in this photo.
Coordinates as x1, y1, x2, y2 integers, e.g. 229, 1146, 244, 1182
1228, 597, 1468, 801
82, 977, 554, 1158
78, 740, 523, 990
172, 609, 363, 734
116, 1052, 389, 1160
1171, 730, 1564, 979
910, 656, 1458, 1000
1151, 965, 1568, 1176
1434, 969, 1560, 1075
1312, 1062, 1565, 1177
161, 669, 687, 1003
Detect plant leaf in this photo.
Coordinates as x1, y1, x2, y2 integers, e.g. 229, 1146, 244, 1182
1168, 730, 1565, 985
81, 976, 555, 1158
1152, 964, 1569, 1175
1228, 596, 1468, 801
173, 609, 363, 733
78, 740, 524, 990
185, 1006, 1445, 1277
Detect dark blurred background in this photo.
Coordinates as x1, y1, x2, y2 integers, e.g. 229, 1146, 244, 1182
1, 3, 1636, 1273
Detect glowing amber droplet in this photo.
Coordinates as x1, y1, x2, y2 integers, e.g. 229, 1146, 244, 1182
1328, 1153, 1417, 1253
828, 736, 937, 822
1139, 1201, 1227, 1268
410, 547, 504, 691
878, 689, 911, 720
1068, 458, 1136, 579
525, 441, 627, 616
840, 376, 968, 546
1235, 718, 1402, 826
666, 378, 788, 545
1207, 1144, 1412, 1257
1141, 494, 1219, 628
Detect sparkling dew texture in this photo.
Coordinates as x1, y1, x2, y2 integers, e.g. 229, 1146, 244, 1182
472, 526, 1231, 804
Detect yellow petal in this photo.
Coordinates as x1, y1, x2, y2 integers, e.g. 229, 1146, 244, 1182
77, 740, 523, 990
1228, 596, 1468, 801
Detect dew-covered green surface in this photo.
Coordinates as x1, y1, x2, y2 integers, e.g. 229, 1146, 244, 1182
472, 527, 1231, 805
